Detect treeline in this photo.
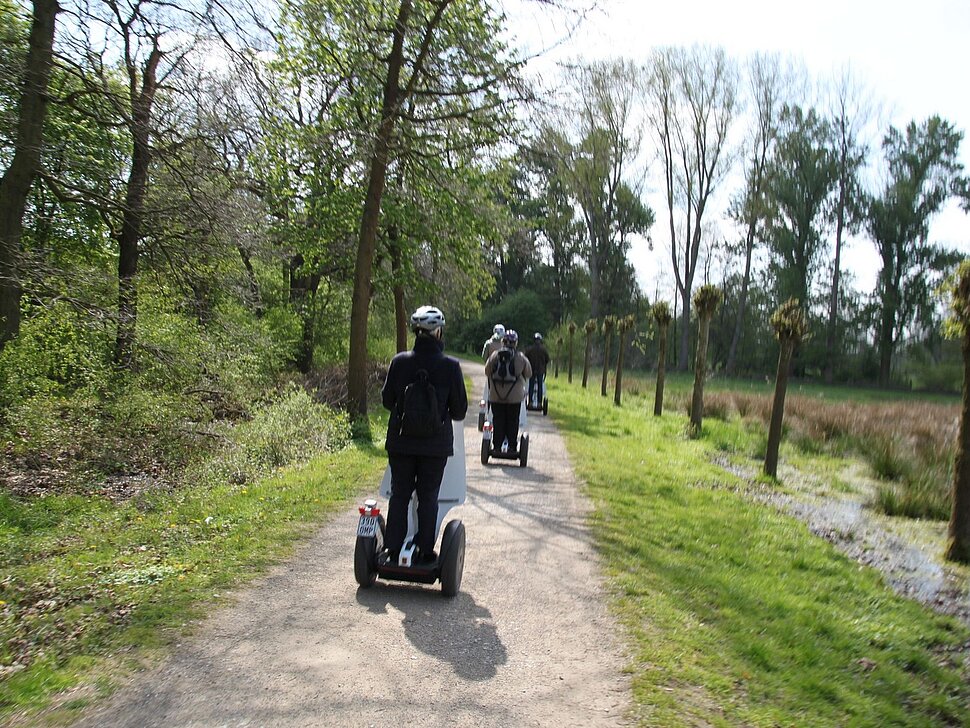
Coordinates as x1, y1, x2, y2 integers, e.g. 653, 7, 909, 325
461, 52, 970, 390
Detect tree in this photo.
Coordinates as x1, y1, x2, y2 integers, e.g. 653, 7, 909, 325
867, 116, 965, 386
689, 285, 722, 436
943, 260, 970, 563
724, 54, 790, 375
346, 0, 520, 415
764, 298, 809, 478
645, 46, 738, 371
823, 70, 870, 383
600, 315, 614, 397
581, 318, 596, 388
567, 320, 576, 383
0, 0, 58, 349
762, 105, 838, 312
554, 335, 562, 378
652, 301, 671, 416
542, 58, 651, 318
614, 314, 634, 406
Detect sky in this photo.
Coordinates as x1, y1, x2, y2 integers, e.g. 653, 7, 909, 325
501, 0, 970, 299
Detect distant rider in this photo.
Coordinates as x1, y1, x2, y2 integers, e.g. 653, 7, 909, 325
523, 332, 551, 407
381, 306, 468, 564
482, 323, 506, 360
484, 329, 532, 455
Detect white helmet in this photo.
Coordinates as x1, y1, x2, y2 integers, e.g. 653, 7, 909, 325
411, 305, 445, 332
534, 332, 543, 341
493, 324, 506, 337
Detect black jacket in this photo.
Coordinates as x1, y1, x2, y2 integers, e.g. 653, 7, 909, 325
524, 342, 551, 377
382, 335, 468, 457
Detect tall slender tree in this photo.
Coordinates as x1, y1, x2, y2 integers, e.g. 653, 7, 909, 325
614, 314, 634, 406
582, 318, 596, 388
645, 46, 738, 370
600, 315, 615, 397
0, 0, 59, 349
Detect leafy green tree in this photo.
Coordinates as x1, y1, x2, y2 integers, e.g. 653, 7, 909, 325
764, 298, 809, 478
689, 285, 722, 436
652, 301, 671, 416
0, 0, 58, 349
762, 105, 838, 311
867, 116, 966, 386
346, 0, 520, 415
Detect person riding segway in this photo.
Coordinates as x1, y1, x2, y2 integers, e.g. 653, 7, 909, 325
482, 330, 531, 466
478, 324, 505, 431
353, 305, 468, 595
524, 332, 550, 416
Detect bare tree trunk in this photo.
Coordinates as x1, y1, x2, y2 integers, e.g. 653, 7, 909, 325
600, 330, 612, 397
825, 179, 848, 384
654, 323, 667, 416
567, 328, 575, 383
114, 46, 162, 369
725, 228, 755, 375
613, 329, 627, 406
390, 231, 407, 352
236, 244, 263, 316
946, 329, 970, 562
764, 339, 795, 478
582, 332, 592, 388
347, 0, 412, 416
678, 287, 691, 371
689, 313, 711, 434
0, 0, 58, 350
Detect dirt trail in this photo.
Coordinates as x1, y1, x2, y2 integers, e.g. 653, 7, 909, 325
72, 359, 631, 727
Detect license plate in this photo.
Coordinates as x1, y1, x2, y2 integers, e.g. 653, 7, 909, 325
357, 515, 379, 538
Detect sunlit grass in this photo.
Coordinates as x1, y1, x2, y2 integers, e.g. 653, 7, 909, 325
546, 377, 970, 726
0, 430, 387, 723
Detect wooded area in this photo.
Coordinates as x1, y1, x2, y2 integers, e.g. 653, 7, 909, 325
2, 0, 969, 484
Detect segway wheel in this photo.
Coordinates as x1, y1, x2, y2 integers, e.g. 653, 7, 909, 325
519, 434, 529, 467
439, 520, 466, 597
354, 514, 384, 588
478, 411, 485, 432
542, 398, 548, 416
481, 437, 490, 466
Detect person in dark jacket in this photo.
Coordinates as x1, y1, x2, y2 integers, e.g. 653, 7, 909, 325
381, 305, 468, 563
523, 332, 551, 406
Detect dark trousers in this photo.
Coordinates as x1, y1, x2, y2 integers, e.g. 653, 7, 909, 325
528, 373, 545, 404
490, 401, 521, 453
385, 454, 448, 554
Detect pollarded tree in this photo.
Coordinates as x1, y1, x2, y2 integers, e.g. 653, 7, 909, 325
943, 260, 970, 562
567, 320, 576, 383
689, 285, 722, 436
867, 116, 966, 387
764, 298, 809, 478
652, 301, 671, 416
554, 335, 562, 378
582, 318, 596, 388
614, 314, 634, 406
600, 315, 615, 397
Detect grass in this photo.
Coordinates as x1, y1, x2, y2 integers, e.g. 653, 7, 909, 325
546, 376, 970, 727
0, 428, 387, 724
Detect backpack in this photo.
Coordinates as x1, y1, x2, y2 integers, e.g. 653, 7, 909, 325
397, 368, 442, 438
491, 349, 518, 397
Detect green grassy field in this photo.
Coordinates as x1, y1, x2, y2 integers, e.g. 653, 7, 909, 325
545, 376, 970, 726
0, 434, 387, 724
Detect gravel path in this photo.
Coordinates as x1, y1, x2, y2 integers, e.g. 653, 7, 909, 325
72, 359, 631, 728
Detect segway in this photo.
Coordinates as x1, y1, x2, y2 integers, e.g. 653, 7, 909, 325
524, 377, 549, 416
477, 381, 490, 432
354, 420, 466, 597
480, 400, 529, 467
